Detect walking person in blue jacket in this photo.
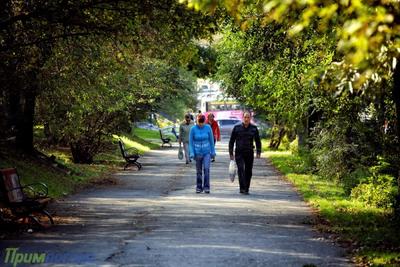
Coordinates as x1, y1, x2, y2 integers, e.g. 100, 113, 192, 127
189, 114, 216, 194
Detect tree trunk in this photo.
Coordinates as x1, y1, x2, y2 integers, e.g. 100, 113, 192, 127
275, 127, 286, 149
392, 59, 400, 218
269, 124, 276, 149
297, 118, 308, 149
396, 169, 400, 221
393, 60, 400, 141
269, 124, 285, 149
70, 142, 94, 164
15, 89, 36, 153
5, 88, 20, 135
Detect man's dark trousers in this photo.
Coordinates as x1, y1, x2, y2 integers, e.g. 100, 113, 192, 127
235, 151, 254, 193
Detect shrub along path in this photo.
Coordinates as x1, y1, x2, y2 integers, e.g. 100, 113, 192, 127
0, 141, 350, 266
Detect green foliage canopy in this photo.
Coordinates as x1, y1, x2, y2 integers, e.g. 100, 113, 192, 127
0, 0, 219, 153
182, 0, 400, 91
214, 22, 335, 129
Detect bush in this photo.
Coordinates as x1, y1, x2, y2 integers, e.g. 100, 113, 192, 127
311, 125, 359, 181
289, 138, 298, 154
351, 174, 397, 209
341, 167, 370, 195
281, 135, 291, 150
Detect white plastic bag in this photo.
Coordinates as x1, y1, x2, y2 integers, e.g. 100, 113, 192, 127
229, 160, 237, 182
178, 144, 184, 160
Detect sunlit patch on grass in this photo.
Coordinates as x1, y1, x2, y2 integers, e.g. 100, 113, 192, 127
112, 134, 158, 153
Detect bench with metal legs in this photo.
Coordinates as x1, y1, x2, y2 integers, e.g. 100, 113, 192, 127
0, 168, 54, 228
118, 139, 142, 170
159, 130, 172, 147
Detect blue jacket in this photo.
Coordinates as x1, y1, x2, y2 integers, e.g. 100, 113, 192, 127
189, 124, 216, 158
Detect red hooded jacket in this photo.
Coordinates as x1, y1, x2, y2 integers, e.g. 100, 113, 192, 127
207, 119, 221, 142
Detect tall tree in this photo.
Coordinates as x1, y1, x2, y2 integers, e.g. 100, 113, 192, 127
183, 0, 400, 139
0, 0, 218, 152
214, 21, 335, 147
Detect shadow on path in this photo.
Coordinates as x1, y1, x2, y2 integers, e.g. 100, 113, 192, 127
0, 141, 351, 267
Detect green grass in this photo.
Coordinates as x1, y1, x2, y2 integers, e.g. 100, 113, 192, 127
95, 131, 160, 164
261, 138, 287, 152
0, 154, 112, 198
264, 150, 400, 266
113, 133, 159, 153
132, 127, 176, 142
132, 128, 161, 140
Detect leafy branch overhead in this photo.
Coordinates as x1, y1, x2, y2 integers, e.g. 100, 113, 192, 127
0, 0, 219, 161
182, 0, 400, 91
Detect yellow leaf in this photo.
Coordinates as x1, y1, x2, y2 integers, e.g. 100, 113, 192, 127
340, 0, 349, 6
318, 4, 338, 19
343, 20, 363, 35
288, 24, 304, 35
263, 1, 279, 13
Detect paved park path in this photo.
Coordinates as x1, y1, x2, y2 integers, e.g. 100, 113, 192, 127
0, 141, 351, 266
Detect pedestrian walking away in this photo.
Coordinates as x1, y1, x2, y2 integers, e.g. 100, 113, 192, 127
189, 114, 216, 194
206, 112, 221, 162
229, 111, 261, 195
179, 114, 194, 164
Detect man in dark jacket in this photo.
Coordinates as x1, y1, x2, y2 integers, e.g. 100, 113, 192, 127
229, 112, 262, 195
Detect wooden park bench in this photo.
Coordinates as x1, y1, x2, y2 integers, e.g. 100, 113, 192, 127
159, 129, 172, 147
118, 139, 142, 170
0, 168, 54, 228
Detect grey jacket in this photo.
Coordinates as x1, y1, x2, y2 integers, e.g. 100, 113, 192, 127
179, 121, 194, 143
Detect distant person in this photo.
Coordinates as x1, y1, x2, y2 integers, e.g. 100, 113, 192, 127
189, 114, 216, 193
229, 111, 261, 195
179, 114, 194, 164
206, 113, 221, 162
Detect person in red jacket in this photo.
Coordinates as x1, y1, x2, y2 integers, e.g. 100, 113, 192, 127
207, 113, 221, 162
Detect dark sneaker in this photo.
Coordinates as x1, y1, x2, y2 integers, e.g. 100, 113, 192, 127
196, 188, 202, 193
186, 160, 189, 164
204, 189, 210, 194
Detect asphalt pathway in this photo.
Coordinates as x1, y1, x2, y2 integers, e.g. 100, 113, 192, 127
0, 140, 351, 266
